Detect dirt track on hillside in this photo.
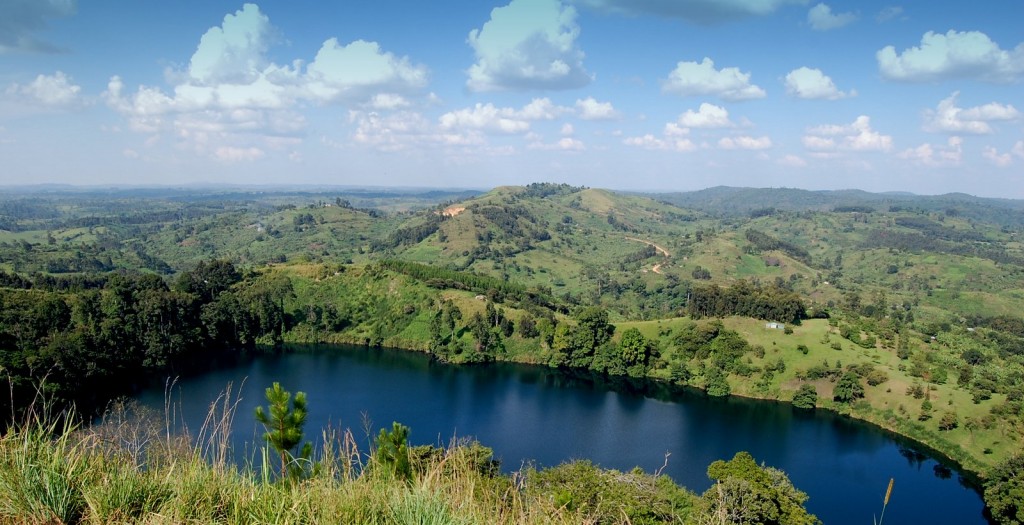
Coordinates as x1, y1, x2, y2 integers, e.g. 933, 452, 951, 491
625, 236, 670, 274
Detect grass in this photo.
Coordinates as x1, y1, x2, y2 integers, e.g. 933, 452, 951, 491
0, 395, 697, 525
618, 315, 1016, 472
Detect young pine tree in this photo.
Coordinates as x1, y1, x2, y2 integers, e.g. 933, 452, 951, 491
255, 382, 312, 480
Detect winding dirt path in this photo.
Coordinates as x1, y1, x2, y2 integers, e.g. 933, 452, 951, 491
625, 236, 670, 274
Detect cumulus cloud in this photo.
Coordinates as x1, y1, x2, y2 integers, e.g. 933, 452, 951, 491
348, 110, 455, 152
623, 134, 696, 152
663, 57, 765, 101
367, 93, 411, 110
575, 97, 618, 120
923, 92, 1020, 134
466, 0, 591, 91
877, 30, 1024, 83
305, 38, 428, 103
983, 146, 1013, 167
718, 135, 772, 149
187, 3, 273, 85
898, 136, 963, 166
439, 98, 568, 135
784, 67, 853, 99
0, 0, 75, 53
807, 3, 857, 31
528, 136, 585, 151
104, 4, 430, 160
574, 0, 808, 25
804, 115, 893, 152
677, 103, 734, 128
4, 71, 82, 107
1015, 140, 1024, 159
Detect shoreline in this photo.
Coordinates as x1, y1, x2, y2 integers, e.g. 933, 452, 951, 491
278, 335, 991, 485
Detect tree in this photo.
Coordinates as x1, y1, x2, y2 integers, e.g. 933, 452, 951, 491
619, 327, 653, 368
938, 411, 958, 431
441, 300, 462, 343
698, 451, 820, 525
254, 382, 312, 480
375, 422, 412, 481
832, 371, 864, 403
706, 367, 731, 397
984, 455, 1024, 525
792, 384, 818, 409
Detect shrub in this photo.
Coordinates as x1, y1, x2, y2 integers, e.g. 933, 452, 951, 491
792, 384, 818, 409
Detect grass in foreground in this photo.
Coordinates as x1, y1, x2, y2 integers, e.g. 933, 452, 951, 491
0, 397, 709, 525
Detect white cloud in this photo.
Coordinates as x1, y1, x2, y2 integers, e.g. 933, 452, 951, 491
467, 0, 591, 92
778, 154, 808, 167
574, 0, 808, 25
104, 4, 429, 160
664, 123, 690, 136
784, 67, 853, 99
367, 94, 411, 110
677, 103, 734, 128
802, 136, 835, 150
923, 92, 1020, 134
215, 146, 266, 162
875, 6, 903, 23
898, 136, 963, 166
560, 123, 574, 135
187, 3, 273, 85
529, 136, 585, 151
349, 110, 447, 151
623, 134, 696, 152
439, 98, 568, 135
1014, 141, 1024, 159
575, 97, 618, 120
807, 3, 857, 31
0, 0, 75, 53
305, 38, 428, 103
877, 30, 1024, 83
804, 115, 893, 152
983, 146, 1013, 167
719, 135, 772, 149
4, 71, 82, 107
663, 57, 765, 101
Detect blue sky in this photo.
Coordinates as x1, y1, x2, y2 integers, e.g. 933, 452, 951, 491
1, 0, 1022, 197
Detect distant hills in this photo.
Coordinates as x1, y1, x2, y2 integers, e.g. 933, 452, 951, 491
645, 186, 1024, 227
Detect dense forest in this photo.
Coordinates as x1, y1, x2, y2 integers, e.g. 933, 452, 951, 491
1, 183, 1023, 522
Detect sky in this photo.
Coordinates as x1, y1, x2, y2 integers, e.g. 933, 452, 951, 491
0, 0, 1022, 197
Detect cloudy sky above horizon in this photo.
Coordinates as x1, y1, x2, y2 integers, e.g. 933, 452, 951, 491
1, 0, 1022, 197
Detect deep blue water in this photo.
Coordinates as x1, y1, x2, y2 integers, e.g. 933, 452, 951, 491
135, 345, 988, 525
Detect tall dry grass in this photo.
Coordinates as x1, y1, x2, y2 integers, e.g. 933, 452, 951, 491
0, 384, 653, 525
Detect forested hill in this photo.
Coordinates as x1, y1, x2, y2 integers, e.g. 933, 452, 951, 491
647, 186, 1024, 227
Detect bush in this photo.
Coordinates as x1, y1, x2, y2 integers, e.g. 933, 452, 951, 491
865, 369, 889, 386
792, 384, 818, 409
526, 461, 694, 524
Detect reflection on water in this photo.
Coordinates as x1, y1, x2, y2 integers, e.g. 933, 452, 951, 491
135, 344, 988, 525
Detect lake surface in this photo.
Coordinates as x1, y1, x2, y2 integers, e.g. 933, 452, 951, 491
136, 345, 987, 525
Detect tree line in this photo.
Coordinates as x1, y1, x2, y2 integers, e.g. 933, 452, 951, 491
0, 260, 291, 422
